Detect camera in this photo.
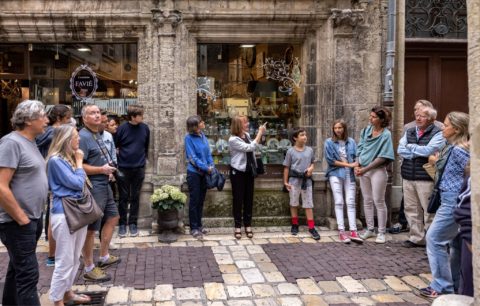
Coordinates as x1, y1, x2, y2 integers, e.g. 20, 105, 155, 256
109, 162, 126, 179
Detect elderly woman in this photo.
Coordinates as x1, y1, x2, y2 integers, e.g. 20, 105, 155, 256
355, 106, 395, 244
419, 112, 470, 299
228, 116, 266, 239
185, 115, 214, 240
47, 125, 91, 305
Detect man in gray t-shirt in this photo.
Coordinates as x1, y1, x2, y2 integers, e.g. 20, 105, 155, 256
0, 100, 49, 305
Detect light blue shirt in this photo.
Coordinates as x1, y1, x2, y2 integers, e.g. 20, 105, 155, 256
47, 156, 86, 214
397, 128, 445, 160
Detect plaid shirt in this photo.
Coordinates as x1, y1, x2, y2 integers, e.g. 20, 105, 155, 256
439, 146, 470, 193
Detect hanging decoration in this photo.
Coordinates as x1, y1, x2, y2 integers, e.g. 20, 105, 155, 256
263, 57, 301, 94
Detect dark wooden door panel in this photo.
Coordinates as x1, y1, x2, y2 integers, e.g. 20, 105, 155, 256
439, 57, 468, 120
405, 57, 431, 122
404, 42, 468, 123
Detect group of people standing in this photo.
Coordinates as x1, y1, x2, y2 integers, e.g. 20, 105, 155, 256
325, 100, 472, 299
0, 100, 149, 305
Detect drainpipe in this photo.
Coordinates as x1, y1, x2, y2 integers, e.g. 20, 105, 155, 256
383, 0, 396, 105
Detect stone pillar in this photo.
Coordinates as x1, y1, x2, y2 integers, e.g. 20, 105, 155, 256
467, 1, 480, 303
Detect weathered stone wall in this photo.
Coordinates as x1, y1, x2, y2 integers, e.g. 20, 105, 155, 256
467, 1, 480, 302
0, 0, 389, 228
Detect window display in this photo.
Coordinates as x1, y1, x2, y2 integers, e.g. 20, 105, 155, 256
197, 43, 302, 167
0, 43, 137, 136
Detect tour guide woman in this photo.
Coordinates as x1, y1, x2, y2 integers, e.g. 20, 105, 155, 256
228, 115, 266, 239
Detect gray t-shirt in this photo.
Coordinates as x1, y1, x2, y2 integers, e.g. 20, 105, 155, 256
79, 128, 110, 186
283, 146, 315, 187
0, 132, 48, 222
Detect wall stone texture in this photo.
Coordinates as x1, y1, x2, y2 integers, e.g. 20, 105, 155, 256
0, 0, 389, 228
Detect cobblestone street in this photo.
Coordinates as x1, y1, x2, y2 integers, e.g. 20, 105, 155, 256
0, 227, 433, 305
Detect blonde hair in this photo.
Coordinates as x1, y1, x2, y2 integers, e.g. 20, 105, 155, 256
230, 115, 246, 137
446, 111, 469, 150
46, 125, 78, 167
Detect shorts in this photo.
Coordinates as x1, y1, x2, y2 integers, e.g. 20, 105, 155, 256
88, 184, 119, 231
289, 185, 314, 208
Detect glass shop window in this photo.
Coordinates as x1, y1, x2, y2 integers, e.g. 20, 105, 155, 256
197, 43, 302, 167
0, 43, 137, 136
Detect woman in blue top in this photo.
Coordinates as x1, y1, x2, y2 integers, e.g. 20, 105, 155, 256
355, 106, 395, 244
419, 112, 470, 299
185, 115, 214, 240
47, 125, 91, 305
324, 119, 362, 244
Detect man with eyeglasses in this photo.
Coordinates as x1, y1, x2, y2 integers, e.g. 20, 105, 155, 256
0, 100, 49, 305
397, 105, 445, 248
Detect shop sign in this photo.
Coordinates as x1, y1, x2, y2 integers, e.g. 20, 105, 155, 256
70, 64, 98, 101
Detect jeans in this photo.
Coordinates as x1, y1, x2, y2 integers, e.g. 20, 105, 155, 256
359, 167, 388, 234
230, 167, 255, 228
459, 239, 473, 296
426, 191, 460, 293
329, 175, 357, 231
117, 167, 145, 226
0, 218, 43, 306
186, 171, 207, 231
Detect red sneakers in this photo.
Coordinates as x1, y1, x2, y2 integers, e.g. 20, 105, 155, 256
349, 230, 364, 244
339, 231, 351, 243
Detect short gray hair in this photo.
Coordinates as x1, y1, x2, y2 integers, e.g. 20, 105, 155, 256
417, 106, 437, 120
81, 103, 98, 118
11, 100, 45, 130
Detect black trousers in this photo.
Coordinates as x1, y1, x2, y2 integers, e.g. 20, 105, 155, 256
460, 239, 473, 296
0, 218, 43, 306
230, 167, 255, 228
117, 167, 145, 226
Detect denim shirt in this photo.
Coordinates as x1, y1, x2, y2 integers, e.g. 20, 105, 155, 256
324, 137, 356, 181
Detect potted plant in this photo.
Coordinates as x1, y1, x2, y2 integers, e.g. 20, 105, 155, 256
151, 185, 187, 242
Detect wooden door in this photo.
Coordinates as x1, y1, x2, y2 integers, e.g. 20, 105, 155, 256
404, 42, 468, 123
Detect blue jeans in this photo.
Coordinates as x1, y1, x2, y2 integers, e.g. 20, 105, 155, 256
0, 218, 43, 305
187, 171, 207, 231
426, 191, 460, 293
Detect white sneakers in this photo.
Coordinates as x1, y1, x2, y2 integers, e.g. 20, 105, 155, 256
359, 230, 386, 244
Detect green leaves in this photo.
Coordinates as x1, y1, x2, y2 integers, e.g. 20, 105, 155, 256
150, 184, 186, 211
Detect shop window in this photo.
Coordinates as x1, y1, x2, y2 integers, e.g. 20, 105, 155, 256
0, 43, 137, 136
197, 43, 302, 170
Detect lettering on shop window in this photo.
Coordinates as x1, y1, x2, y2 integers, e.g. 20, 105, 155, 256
70, 64, 98, 101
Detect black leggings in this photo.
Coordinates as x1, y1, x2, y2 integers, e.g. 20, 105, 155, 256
230, 167, 255, 228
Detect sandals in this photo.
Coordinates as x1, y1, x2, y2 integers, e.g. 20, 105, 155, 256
245, 227, 254, 239
234, 228, 242, 239
64, 293, 91, 305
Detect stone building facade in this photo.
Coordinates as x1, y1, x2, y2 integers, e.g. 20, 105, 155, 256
0, 0, 390, 228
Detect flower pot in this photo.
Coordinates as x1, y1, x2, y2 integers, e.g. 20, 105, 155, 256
157, 208, 179, 231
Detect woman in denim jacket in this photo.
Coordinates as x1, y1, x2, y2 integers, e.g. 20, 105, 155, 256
324, 119, 362, 244
418, 112, 470, 299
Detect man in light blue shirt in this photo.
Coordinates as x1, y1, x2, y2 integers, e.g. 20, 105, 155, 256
398, 106, 445, 248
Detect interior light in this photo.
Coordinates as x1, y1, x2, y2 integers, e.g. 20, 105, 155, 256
240, 44, 255, 48
77, 47, 91, 52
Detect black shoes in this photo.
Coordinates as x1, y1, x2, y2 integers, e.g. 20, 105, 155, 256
403, 240, 425, 248
291, 224, 299, 235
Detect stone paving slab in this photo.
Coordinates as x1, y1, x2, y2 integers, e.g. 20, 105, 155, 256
262, 241, 430, 282
0, 246, 222, 294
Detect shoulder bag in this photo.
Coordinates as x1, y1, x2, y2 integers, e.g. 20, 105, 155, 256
62, 185, 104, 234
427, 146, 453, 214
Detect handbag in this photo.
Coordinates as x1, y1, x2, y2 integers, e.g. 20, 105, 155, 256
62, 186, 104, 234
206, 168, 226, 191
427, 146, 453, 214
256, 157, 265, 175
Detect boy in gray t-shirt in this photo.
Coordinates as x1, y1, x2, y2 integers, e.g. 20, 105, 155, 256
283, 128, 320, 240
